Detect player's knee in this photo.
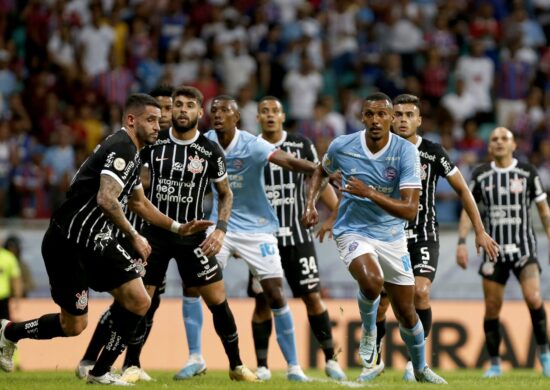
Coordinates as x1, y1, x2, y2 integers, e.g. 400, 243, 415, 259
301, 292, 324, 313
61, 316, 88, 336
184, 286, 200, 298
484, 299, 502, 317
414, 285, 430, 305
524, 293, 542, 309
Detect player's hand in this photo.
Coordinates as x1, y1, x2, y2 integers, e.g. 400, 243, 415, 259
200, 229, 225, 257
178, 219, 214, 236
456, 244, 469, 269
475, 231, 499, 261
341, 176, 372, 198
302, 206, 319, 228
130, 234, 152, 261
329, 170, 343, 190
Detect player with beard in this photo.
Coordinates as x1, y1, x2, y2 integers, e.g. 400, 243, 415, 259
302, 92, 446, 384
362, 94, 498, 381
79, 87, 258, 382
0, 94, 212, 385
77, 85, 175, 382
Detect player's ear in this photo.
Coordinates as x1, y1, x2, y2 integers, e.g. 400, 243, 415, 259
198, 107, 204, 119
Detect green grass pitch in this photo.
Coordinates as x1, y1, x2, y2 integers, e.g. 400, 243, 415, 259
0, 369, 548, 390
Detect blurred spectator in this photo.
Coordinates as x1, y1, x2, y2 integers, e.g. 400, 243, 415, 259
283, 52, 322, 121
12, 144, 50, 218
421, 48, 449, 107
43, 126, 76, 212
47, 24, 78, 82
441, 75, 478, 138
456, 117, 486, 158
0, 119, 15, 217
220, 39, 256, 96
0, 236, 22, 320
4, 235, 34, 298
374, 52, 406, 99
0, 50, 18, 113
236, 83, 259, 135
76, 3, 114, 79
508, 86, 545, 156
455, 39, 494, 121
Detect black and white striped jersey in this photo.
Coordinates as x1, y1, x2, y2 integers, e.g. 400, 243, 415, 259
52, 129, 142, 249
470, 159, 547, 262
140, 128, 227, 224
406, 136, 458, 242
263, 131, 319, 247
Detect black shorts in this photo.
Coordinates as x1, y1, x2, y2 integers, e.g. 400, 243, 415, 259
408, 240, 439, 282
248, 242, 321, 298
42, 223, 143, 316
142, 226, 222, 288
478, 255, 541, 285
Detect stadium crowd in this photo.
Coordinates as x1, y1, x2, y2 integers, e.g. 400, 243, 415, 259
1, 0, 550, 219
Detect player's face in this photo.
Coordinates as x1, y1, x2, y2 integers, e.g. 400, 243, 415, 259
172, 95, 202, 133
210, 99, 239, 133
156, 96, 173, 131
393, 103, 421, 139
488, 127, 516, 159
361, 100, 394, 141
133, 105, 161, 145
257, 99, 285, 135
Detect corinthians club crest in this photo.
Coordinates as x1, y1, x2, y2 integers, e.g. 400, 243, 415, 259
187, 155, 205, 174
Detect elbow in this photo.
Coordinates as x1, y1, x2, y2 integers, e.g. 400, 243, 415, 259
404, 205, 419, 221
96, 192, 109, 212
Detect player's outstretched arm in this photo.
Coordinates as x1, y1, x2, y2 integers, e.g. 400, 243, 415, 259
128, 186, 213, 236
316, 185, 339, 242
302, 164, 328, 228
269, 149, 318, 174
447, 170, 499, 260
536, 199, 550, 264
200, 177, 233, 257
456, 209, 473, 269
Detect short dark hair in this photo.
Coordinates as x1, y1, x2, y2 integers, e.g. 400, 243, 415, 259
212, 95, 239, 110
149, 84, 174, 99
123, 93, 160, 116
393, 94, 420, 108
259, 95, 282, 105
173, 86, 204, 106
365, 92, 392, 107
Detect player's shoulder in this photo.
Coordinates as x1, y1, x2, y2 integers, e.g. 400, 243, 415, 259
284, 132, 312, 145
196, 132, 225, 155
418, 137, 443, 153
471, 162, 492, 179
330, 132, 359, 150
515, 160, 539, 176
99, 129, 137, 155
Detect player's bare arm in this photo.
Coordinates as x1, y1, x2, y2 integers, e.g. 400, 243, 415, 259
139, 165, 151, 190
536, 199, 550, 264
342, 176, 420, 221
269, 149, 318, 174
316, 184, 339, 242
128, 185, 213, 236
447, 170, 499, 260
456, 209, 473, 269
200, 177, 233, 257
302, 164, 329, 228
98, 174, 152, 261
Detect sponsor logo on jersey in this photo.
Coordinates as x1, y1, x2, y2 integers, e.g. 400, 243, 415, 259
440, 156, 453, 174
187, 155, 205, 174
419, 151, 436, 161
420, 164, 428, 180
75, 290, 88, 310
348, 241, 358, 253
191, 142, 212, 157
217, 156, 225, 176
232, 159, 243, 170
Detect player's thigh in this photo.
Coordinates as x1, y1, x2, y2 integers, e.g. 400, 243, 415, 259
174, 241, 223, 288
408, 240, 439, 282
41, 225, 89, 316
516, 261, 542, 305
232, 232, 284, 280
280, 243, 321, 298
374, 237, 415, 286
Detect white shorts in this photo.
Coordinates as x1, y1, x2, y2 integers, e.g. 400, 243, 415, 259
335, 233, 414, 286
214, 230, 284, 281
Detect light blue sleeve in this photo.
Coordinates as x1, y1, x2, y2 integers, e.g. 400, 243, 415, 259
399, 143, 421, 189
254, 137, 277, 165
321, 139, 339, 174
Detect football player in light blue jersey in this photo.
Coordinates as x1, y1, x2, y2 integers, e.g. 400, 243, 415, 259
303, 92, 446, 384
179, 95, 318, 382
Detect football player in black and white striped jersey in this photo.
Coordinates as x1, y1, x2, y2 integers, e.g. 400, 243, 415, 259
457, 127, 550, 378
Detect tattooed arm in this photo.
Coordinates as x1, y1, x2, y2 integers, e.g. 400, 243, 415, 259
97, 174, 151, 260
200, 177, 233, 257
536, 199, 550, 264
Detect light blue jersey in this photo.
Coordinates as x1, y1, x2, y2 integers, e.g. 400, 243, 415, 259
205, 129, 279, 233
323, 131, 421, 242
